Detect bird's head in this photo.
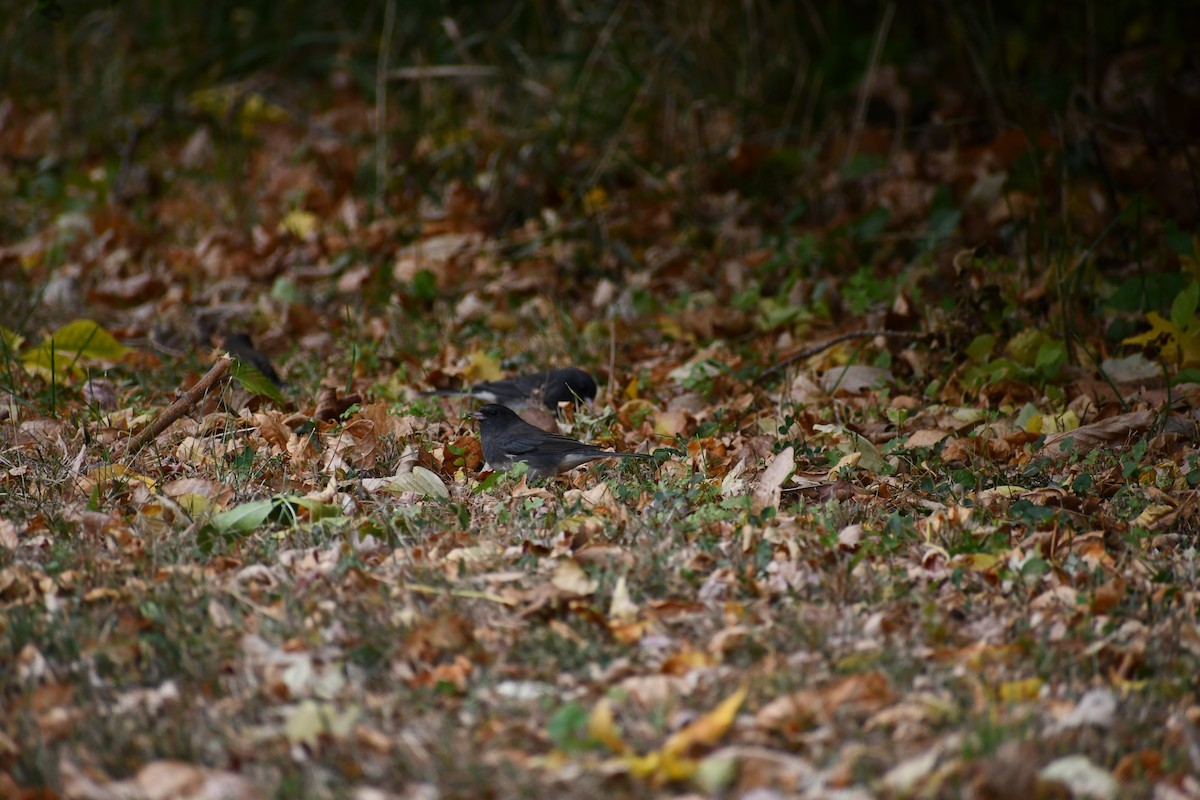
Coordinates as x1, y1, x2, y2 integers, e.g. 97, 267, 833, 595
544, 368, 598, 406
470, 404, 514, 423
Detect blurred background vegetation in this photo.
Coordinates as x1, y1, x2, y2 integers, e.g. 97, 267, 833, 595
2, 0, 1196, 261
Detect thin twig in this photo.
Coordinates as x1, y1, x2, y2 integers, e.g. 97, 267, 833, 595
608, 315, 618, 409
760, 330, 930, 380
403, 582, 517, 606
374, 0, 396, 216
124, 356, 231, 459
389, 65, 498, 81
842, 1, 894, 168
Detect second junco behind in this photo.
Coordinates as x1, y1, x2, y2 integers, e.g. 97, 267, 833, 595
429, 367, 597, 410
471, 404, 654, 478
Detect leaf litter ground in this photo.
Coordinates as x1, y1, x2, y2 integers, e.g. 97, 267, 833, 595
2, 78, 1200, 800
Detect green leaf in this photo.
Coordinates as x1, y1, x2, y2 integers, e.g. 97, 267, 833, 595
1014, 403, 1040, 429
208, 494, 344, 537
1005, 329, 1048, 367
271, 276, 301, 304
1170, 281, 1200, 331
473, 470, 502, 492
966, 334, 995, 364
230, 359, 287, 403
1034, 339, 1067, 379
922, 204, 962, 254
0, 326, 23, 351
1020, 556, 1050, 578
291, 495, 345, 521
48, 320, 129, 360
22, 320, 130, 381
839, 153, 886, 180
21, 344, 83, 381
1165, 222, 1195, 257
849, 206, 891, 243
1011, 498, 1055, 524
1174, 368, 1200, 385
208, 499, 277, 535
410, 269, 438, 301
546, 702, 591, 753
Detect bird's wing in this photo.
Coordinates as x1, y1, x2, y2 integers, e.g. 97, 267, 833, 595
469, 374, 542, 404
498, 433, 543, 457
503, 430, 602, 459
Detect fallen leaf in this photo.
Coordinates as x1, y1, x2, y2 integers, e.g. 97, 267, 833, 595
551, 559, 598, 597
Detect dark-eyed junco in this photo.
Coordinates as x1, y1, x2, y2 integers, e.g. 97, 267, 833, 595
428, 367, 597, 410
471, 403, 654, 478
222, 332, 285, 387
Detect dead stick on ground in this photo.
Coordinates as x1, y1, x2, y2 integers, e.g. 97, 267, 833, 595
760, 330, 931, 380
125, 356, 232, 459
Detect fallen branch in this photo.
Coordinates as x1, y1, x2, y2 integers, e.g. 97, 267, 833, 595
124, 356, 232, 459
761, 330, 931, 380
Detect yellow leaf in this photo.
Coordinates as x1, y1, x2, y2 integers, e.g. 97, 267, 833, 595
189, 86, 287, 136
588, 698, 629, 754
82, 464, 157, 491
1123, 311, 1176, 351
583, 186, 609, 214
662, 685, 748, 760
656, 315, 686, 341
174, 493, 214, 516
996, 677, 1043, 703
239, 92, 288, 126
952, 552, 1000, 572
0, 326, 23, 351
22, 320, 131, 380
625, 749, 698, 784
465, 351, 503, 382
660, 752, 699, 783
1182, 332, 1200, 368
1122, 311, 1200, 366
1027, 409, 1080, 435
1131, 503, 1173, 528
627, 751, 662, 779
279, 209, 318, 239
827, 451, 861, 479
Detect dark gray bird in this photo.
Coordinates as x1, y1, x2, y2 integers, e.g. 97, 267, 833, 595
222, 332, 285, 387
471, 404, 654, 478
428, 367, 597, 410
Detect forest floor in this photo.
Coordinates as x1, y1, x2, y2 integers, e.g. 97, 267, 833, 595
2, 33, 1200, 800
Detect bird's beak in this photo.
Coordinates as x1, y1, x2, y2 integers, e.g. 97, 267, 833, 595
469, 409, 485, 422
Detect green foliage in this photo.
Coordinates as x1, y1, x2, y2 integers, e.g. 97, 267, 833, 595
546, 702, 593, 753
963, 329, 1067, 389
228, 359, 286, 403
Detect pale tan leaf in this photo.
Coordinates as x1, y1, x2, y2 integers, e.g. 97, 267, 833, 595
1040, 409, 1156, 458
904, 428, 949, 448
819, 364, 893, 395
753, 446, 794, 511
551, 559, 598, 596
609, 575, 639, 622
